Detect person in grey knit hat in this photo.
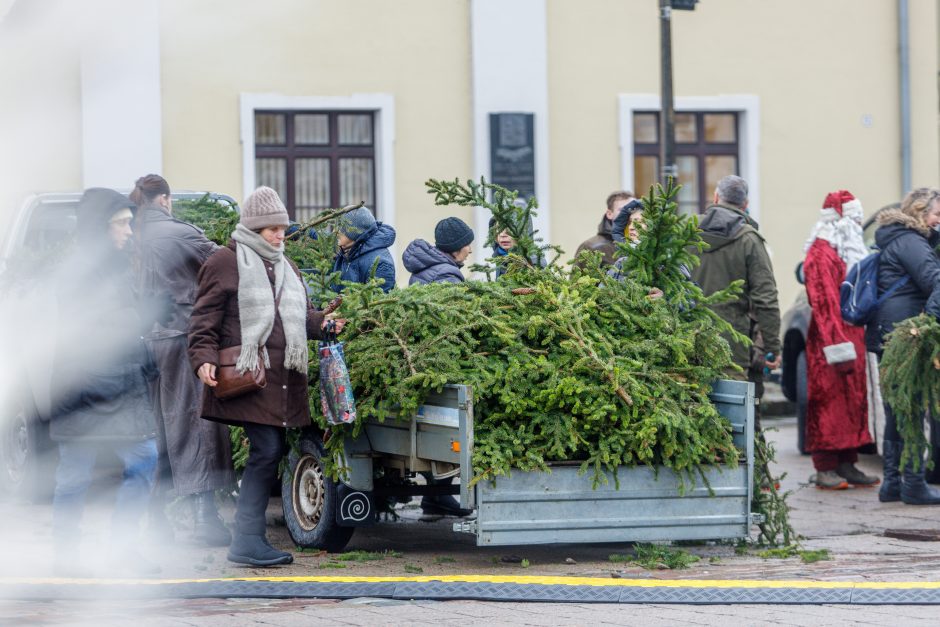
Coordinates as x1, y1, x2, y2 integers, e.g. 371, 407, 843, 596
240, 186, 290, 230
190, 185, 343, 567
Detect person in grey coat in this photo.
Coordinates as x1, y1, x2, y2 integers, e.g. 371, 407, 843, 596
402, 217, 474, 285
131, 174, 234, 547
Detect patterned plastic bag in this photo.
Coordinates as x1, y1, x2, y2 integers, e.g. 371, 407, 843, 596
319, 340, 356, 425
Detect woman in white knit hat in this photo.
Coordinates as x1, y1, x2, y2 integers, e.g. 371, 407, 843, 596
189, 186, 342, 566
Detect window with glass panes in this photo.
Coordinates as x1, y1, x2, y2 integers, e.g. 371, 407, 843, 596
254, 111, 376, 222
633, 111, 739, 215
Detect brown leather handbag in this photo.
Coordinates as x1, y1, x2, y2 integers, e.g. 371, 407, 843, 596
214, 345, 266, 400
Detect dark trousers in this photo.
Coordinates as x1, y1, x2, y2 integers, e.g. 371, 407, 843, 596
235, 423, 286, 536
811, 449, 858, 472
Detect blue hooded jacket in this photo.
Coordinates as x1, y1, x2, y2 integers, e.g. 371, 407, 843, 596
331, 222, 397, 292
403, 239, 465, 285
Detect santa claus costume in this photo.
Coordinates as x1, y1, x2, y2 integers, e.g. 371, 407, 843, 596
803, 190, 879, 489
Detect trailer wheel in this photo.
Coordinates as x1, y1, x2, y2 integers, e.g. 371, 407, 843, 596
281, 436, 354, 552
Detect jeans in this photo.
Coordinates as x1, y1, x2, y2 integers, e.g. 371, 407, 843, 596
235, 423, 286, 536
52, 438, 158, 545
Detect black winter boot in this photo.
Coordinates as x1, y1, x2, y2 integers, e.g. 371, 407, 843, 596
193, 492, 232, 547
227, 534, 293, 566
901, 454, 940, 505
878, 440, 902, 502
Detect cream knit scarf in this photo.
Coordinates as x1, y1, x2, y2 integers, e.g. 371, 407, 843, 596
231, 224, 309, 375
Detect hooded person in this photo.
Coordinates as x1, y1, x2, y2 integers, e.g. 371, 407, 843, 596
50, 188, 163, 577
189, 186, 341, 566
331, 206, 396, 292
574, 191, 635, 268
402, 217, 474, 285
866, 187, 940, 505
690, 175, 781, 426
802, 190, 877, 490
131, 174, 234, 548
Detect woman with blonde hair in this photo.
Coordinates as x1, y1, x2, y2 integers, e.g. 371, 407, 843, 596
866, 187, 940, 505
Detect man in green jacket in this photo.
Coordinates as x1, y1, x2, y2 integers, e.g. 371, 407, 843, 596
691, 175, 781, 423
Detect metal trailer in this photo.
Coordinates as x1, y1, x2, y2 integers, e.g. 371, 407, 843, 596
281, 379, 756, 551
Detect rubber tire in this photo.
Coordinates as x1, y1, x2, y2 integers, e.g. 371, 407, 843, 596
796, 351, 808, 455
0, 396, 55, 502
281, 436, 354, 553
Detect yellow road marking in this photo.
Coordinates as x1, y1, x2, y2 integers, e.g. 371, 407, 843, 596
2, 576, 939, 589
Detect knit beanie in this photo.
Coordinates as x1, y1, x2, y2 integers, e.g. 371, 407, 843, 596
435, 217, 474, 253
340, 206, 377, 241
240, 186, 289, 230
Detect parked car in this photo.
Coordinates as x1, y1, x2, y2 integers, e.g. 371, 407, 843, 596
0, 191, 236, 500
779, 203, 940, 481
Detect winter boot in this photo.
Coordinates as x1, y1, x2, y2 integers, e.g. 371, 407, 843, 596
835, 462, 880, 487
812, 470, 848, 490
193, 492, 232, 547
878, 440, 902, 502
900, 458, 940, 505
227, 534, 293, 567
420, 494, 474, 519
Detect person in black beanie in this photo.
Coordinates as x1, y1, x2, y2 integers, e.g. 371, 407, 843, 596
402, 217, 474, 285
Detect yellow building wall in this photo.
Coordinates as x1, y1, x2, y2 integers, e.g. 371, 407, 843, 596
158, 0, 474, 284
0, 0, 83, 235
548, 0, 939, 310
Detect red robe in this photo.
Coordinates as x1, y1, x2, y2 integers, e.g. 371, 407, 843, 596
804, 239, 871, 452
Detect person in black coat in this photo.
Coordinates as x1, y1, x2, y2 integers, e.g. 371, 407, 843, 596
50, 188, 166, 576
866, 187, 940, 505
402, 217, 474, 285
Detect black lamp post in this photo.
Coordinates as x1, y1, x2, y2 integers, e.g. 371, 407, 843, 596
658, 0, 697, 185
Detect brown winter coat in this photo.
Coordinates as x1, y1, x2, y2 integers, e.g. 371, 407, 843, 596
188, 242, 326, 428
574, 216, 618, 267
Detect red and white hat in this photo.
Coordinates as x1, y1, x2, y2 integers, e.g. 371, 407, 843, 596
822, 190, 862, 219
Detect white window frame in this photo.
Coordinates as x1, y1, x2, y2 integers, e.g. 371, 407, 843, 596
239, 93, 396, 226
618, 94, 761, 222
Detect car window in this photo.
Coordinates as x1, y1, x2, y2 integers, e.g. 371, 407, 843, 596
864, 203, 900, 249
24, 201, 78, 256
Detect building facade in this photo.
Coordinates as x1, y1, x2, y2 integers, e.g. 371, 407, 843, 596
1, 0, 938, 310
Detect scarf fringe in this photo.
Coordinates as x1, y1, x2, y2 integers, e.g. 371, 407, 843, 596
285, 344, 308, 375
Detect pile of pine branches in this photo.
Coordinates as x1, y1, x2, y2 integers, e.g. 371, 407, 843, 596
182, 181, 744, 489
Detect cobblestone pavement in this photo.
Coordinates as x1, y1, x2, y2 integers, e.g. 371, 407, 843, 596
2, 417, 940, 624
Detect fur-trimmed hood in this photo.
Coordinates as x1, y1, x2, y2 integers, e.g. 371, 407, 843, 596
876, 207, 931, 237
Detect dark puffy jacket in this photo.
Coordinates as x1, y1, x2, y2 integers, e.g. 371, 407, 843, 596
51, 190, 158, 442
865, 209, 940, 352
332, 222, 396, 291
402, 239, 464, 285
